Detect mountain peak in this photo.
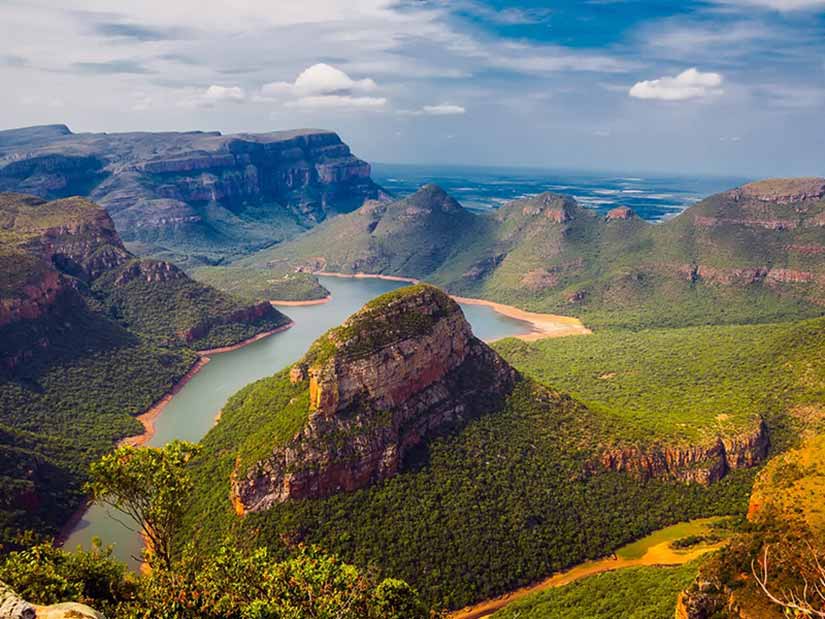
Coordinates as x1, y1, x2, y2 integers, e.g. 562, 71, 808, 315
405, 183, 464, 213
230, 284, 518, 511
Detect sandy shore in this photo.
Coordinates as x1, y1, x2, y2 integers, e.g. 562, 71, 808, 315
316, 271, 420, 284
270, 296, 331, 306
314, 271, 590, 341
451, 295, 591, 341
196, 322, 293, 355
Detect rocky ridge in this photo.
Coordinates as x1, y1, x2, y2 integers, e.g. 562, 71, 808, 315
0, 192, 287, 366
594, 417, 769, 485
0, 581, 102, 619
230, 285, 519, 512
0, 125, 387, 263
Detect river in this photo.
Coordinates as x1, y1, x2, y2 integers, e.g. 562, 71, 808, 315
63, 276, 538, 568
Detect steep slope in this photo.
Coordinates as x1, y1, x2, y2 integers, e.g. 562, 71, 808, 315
184, 285, 766, 610
232, 178, 825, 329
0, 192, 289, 541
194, 184, 485, 298
0, 125, 387, 265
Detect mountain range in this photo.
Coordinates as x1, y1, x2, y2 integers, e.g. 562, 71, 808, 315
217, 178, 825, 329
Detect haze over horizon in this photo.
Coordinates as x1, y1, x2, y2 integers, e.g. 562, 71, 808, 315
2, 0, 824, 178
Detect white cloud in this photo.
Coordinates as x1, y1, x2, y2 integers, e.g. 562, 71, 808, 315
285, 94, 387, 109
712, 0, 825, 10
421, 104, 466, 115
398, 104, 466, 116
629, 68, 724, 101
262, 63, 377, 98
203, 85, 246, 101
258, 63, 384, 109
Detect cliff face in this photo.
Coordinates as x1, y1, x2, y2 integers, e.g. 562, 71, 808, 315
0, 125, 386, 264
0, 192, 287, 367
230, 285, 518, 512
593, 418, 769, 485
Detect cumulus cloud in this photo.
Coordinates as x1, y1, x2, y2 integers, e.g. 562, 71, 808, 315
629, 68, 724, 101
258, 63, 385, 109
203, 84, 246, 101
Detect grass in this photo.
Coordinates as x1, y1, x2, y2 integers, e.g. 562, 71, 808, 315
490, 561, 701, 619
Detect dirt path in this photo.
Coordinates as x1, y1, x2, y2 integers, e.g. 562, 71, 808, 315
450, 518, 728, 619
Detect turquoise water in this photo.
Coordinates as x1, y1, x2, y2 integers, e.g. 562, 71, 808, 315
373, 163, 749, 222
63, 276, 534, 568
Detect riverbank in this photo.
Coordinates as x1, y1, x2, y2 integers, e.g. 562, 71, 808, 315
270, 297, 331, 306
449, 518, 729, 619
120, 322, 293, 447
313, 272, 590, 341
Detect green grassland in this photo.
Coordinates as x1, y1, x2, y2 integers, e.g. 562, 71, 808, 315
491, 562, 700, 619
494, 316, 825, 447
192, 268, 330, 302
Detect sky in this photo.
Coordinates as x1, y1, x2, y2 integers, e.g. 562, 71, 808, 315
1, 0, 824, 177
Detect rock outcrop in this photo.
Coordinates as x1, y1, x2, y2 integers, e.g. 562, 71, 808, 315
0, 125, 387, 263
592, 418, 769, 485
230, 285, 519, 511
0, 581, 103, 619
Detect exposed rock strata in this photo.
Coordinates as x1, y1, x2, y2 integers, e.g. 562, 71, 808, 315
0, 125, 387, 262
231, 285, 519, 511
592, 418, 768, 485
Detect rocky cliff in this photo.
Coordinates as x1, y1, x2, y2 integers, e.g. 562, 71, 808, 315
593, 418, 769, 485
229, 285, 518, 512
0, 192, 288, 366
0, 125, 387, 264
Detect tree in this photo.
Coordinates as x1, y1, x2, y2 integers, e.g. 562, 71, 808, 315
753, 544, 825, 618
85, 441, 200, 571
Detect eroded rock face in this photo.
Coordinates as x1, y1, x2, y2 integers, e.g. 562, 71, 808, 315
0, 126, 387, 261
231, 285, 519, 511
736, 178, 825, 204
605, 206, 635, 221
592, 418, 768, 485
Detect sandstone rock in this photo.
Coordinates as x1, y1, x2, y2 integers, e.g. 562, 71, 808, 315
593, 418, 768, 485
32, 604, 103, 619
231, 285, 519, 511
605, 205, 635, 221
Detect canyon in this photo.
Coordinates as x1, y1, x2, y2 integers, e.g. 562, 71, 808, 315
0, 125, 387, 264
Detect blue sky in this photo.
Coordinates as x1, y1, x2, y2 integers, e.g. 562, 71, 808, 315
1, 0, 824, 177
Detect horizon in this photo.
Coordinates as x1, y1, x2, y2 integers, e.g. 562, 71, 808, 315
2, 1, 824, 179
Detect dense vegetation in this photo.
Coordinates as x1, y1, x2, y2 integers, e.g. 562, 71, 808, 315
0, 192, 290, 542
184, 379, 756, 610
0, 307, 197, 541
1, 442, 434, 619
219, 181, 825, 329
494, 316, 825, 447
491, 562, 700, 619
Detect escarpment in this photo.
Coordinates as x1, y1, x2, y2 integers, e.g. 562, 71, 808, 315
593, 418, 769, 485
0, 125, 387, 263
230, 285, 519, 511
0, 192, 288, 366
